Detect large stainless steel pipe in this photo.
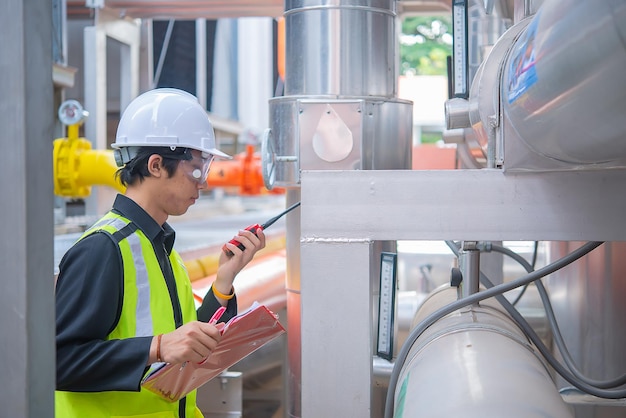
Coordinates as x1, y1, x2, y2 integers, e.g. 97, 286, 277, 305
394, 286, 573, 418
275, 1, 412, 417
502, 0, 626, 167
545, 241, 626, 417
467, 0, 626, 170
267, 0, 411, 189
284, 0, 397, 97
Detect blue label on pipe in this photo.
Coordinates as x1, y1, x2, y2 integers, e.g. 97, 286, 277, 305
507, 14, 540, 103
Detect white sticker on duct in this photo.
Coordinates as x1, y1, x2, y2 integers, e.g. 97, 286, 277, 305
312, 104, 353, 162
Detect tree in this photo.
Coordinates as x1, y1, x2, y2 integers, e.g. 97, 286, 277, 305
400, 16, 453, 76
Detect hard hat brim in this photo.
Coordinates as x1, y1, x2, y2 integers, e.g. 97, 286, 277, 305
111, 142, 232, 160
204, 147, 232, 160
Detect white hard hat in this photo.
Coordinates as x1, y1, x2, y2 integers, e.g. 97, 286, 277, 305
113, 88, 231, 161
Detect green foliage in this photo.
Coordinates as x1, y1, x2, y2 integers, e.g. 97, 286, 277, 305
400, 16, 453, 76
420, 132, 443, 144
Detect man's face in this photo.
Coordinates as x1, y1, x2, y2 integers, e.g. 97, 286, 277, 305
158, 150, 212, 217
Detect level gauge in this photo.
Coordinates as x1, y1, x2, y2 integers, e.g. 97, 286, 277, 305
377, 252, 397, 360
452, 0, 469, 98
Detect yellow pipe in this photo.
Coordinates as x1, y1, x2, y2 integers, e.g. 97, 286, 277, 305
54, 126, 281, 198
53, 132, 125, 198
184, 235, 287, 282
75, 149, 125, 194
67, 123, 79, 141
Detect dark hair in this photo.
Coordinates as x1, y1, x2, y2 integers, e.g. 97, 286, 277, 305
115, 147, 190, 187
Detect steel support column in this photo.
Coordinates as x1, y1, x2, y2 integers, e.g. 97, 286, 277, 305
300, 239, 374, 417
83, 8, 140, 216
0, 0, 55, 416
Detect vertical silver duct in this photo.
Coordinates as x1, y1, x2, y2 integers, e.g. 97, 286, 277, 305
512, 0, 545, 23
266, 0, 412, 187
264, 1, 412, 416
284, 1, 396, 98
546, 242, 626, 417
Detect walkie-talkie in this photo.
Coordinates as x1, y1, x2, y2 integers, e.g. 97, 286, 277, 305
222, 202, 301, 256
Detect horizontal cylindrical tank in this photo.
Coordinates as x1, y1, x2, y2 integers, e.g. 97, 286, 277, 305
502, 0, 626, 167
467, 0, 626, 170
394, 286, 572, 418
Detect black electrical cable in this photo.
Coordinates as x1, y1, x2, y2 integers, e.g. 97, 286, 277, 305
383, 241, 604, 418
456, 241, 626, 396
479, 275, 626, 399
510, 282, 529, 306
510, 241, 539, 306
452, 241, 626, 394
487, 243, 626, 389
535, 279, 626, 389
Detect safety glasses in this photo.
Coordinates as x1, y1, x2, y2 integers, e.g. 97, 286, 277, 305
179, 154, 214, 184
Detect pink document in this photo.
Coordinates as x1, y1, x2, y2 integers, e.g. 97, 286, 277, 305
141, 302, 285, 402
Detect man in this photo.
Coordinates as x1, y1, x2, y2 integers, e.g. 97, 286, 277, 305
55, 88, 266, 417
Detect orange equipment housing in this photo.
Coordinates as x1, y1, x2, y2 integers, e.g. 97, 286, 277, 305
207, 144, 284, 195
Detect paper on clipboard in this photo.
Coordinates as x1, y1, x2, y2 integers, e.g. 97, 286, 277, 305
141, 302, 285, 402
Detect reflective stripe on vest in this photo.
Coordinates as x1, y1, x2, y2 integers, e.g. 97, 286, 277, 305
87, 215, 154, 337
55, 212, 201, 418
126, 227, 152, 337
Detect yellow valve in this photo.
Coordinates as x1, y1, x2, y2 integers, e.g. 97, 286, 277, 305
54, 99, 125, 198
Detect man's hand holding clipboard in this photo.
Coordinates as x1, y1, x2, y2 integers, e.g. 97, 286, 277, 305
141, 302, 285, 402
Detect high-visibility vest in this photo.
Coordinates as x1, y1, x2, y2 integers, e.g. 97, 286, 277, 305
55, 212, 202, 418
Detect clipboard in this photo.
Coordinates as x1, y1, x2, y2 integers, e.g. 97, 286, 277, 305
141, 302, 285, 402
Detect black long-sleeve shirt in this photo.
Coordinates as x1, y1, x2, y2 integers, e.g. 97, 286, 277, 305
56, 194, 236, 392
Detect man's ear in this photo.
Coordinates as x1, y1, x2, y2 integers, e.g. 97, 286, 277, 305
147, 154, 164, 178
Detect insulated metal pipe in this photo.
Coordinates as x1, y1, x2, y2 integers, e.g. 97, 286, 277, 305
502, 0, 626, 166
396, 286, 573, 418
277, 2, 412, 417
460, 241, 481, 299
284, 0, 397, 97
